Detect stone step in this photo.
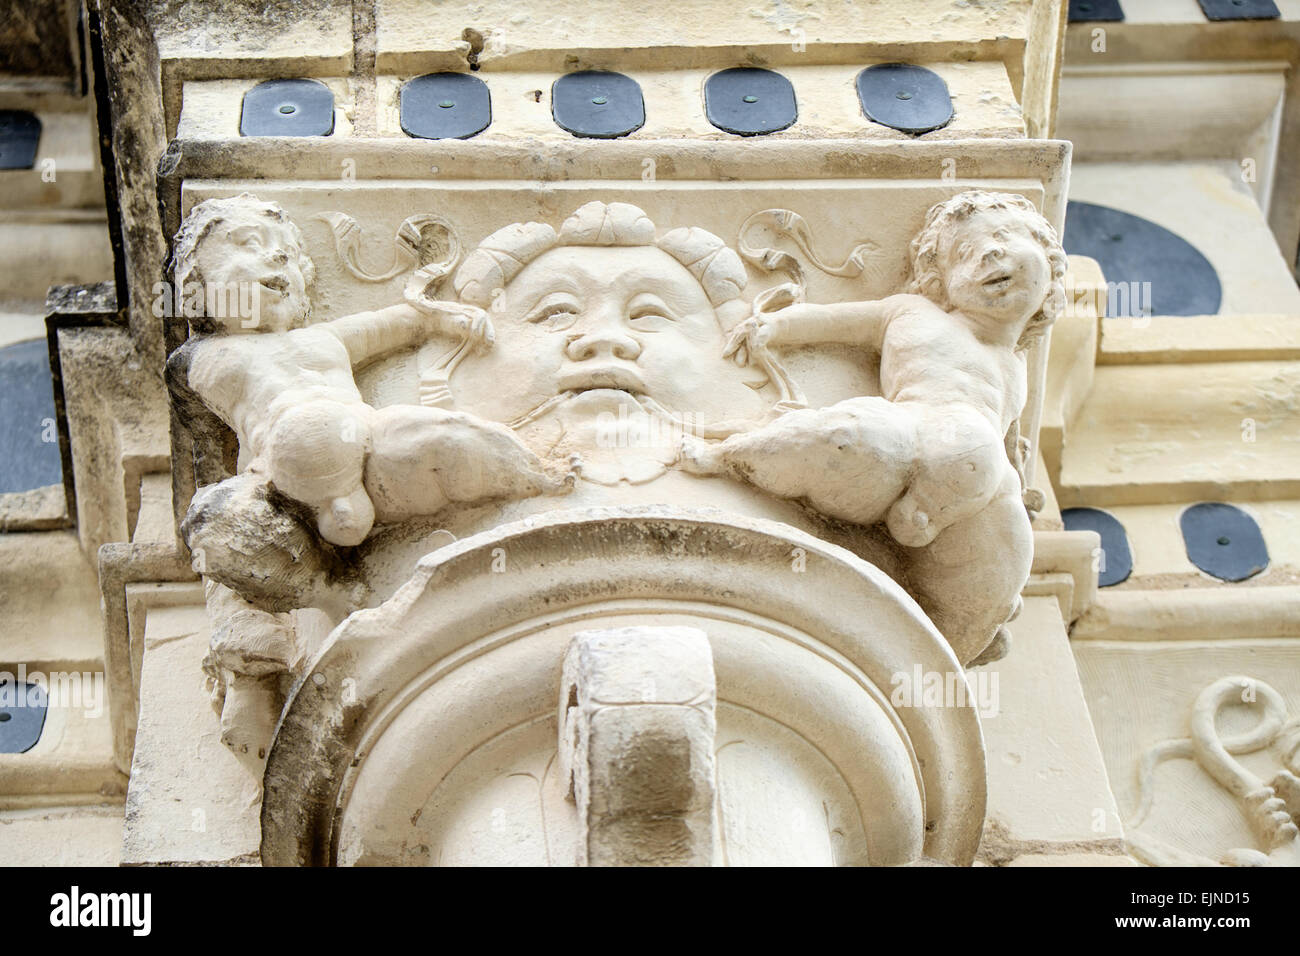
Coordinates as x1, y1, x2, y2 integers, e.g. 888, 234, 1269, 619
0, 108, 104, 210
1097, 313, 1300, 364
0, 220, 113, 306
0, 531, 124, 804
1057, 359, 1300, 507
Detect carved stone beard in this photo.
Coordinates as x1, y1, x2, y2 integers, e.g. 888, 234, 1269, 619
503, 388, 769, 486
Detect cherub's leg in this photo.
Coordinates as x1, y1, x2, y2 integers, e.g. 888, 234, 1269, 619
265, 402, 375, 547
886, 410, 1009, 548
315, 484, 376, 548
366, 405, 575, 522
202, 581, 298, 765
680, 397, 915, 527
900, 469, 1032, 666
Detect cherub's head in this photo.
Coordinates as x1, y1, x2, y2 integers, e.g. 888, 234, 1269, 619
172, 194, 315, 335
908, 191, 1066, 349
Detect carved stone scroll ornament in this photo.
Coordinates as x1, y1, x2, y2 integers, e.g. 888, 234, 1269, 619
1126, 676, 1300, 867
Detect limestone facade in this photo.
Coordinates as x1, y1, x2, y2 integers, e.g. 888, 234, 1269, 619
0, 0, 1296, 868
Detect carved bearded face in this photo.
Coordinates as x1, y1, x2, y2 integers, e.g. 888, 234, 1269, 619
938, 208, 1052, 333
449, 245, 770, 426
192, 209, 310, 334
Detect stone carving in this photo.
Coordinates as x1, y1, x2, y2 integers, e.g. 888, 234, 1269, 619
167, 194, 565, 549
738, 207, 888, 284
1126, 676, 1300, 867
168, 190, 1058, 772
684, 191, 1066, 663
559, 626, 717, 867
312, 211, 460, 284
442, 200, 771, 486
261, 510, 986, 867
166, 195, 574, 754
200, 581, 296, 767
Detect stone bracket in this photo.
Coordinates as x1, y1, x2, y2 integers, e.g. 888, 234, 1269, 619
559, 626, 717, 867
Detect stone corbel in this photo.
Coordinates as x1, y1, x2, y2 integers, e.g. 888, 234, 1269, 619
559, 626, 717, 867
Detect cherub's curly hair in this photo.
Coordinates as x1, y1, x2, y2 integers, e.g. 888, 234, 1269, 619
906, 190, 1067, 351
171, 194, 315, 333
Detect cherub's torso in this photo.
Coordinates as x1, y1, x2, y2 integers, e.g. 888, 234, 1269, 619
878, 295, 1026, 434
187, 326, 363, 455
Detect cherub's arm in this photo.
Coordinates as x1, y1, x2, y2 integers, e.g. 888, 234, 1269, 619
322, 302, 488, 368
754, 295, 914, 352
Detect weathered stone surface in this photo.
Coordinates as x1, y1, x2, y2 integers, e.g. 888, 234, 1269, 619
560, 626, 717, 866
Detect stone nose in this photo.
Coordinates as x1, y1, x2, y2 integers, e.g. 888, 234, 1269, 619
565, 321, 642, 362
980, 245, 1007, 267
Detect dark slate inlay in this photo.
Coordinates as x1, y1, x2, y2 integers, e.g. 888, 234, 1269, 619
0, 682, 47, 754
1068, 0, 1124, 21
704, 68, 797, 136
552, 71, 644, 139
1062, 507, 1133, 587
0, 338, 63, 494
401, 72, 491, 140
1197, 0, 1280, 20
1063, 200, 1222, 317
0, 110, 42, 170
240, 79, 335, 137
1180, 502, 1268, 582
856, 63, 953, 135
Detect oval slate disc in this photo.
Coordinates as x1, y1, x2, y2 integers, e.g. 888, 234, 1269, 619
552, 71, 645, 139
1180, 502, 1268, 582
1061, 507, 1133, 587
240, 78, 335, 137
401, 73, 491, 140
0, 339, 63, 494
0, 110, 42, 170
1197, 0, 1279, 20
856, 63, 953, 135
704, 68, 796, 136
1063, 201, 1222, 317
0, 683, 47, 754
1069, 0, 1124, 20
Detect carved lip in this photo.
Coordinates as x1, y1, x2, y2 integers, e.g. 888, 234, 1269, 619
557, 365, 647, 395
258, 275, 291, 296
981, 270, 1014, 292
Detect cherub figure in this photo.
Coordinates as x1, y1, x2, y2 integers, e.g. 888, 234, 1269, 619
682, 191, 1067, 663
167, 194, 560, 547
168, 195, 575, 763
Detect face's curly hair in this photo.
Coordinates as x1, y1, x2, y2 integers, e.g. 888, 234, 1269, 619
906, 190, 1067, 351
451, 201, 752, 330
171, 194, 315, 333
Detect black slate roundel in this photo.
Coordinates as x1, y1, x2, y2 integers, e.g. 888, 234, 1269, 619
401, 73, 491, 140
1061, 507, 1133, 587
1180, 503, 1268, 582
240, 78, 335, 137
1062, 201, 1222, 317
856, 63, 953, 135
552, 71, 645, 139
704, 68, 797, 136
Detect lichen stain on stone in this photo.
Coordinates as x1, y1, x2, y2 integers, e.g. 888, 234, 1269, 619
147, 0, 342, 50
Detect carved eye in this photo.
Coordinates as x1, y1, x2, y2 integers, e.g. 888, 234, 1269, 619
627, 297, 676, 330
230, 228, 262, 249
526, 300, 580, 331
